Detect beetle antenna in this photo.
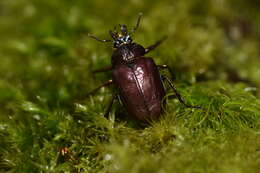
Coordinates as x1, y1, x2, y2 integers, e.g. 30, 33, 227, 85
88, 33, 112, 43
109, 30, 117, 40
131, 12, 143, 33
121, 24, 128, 36
113, 26, 118, 34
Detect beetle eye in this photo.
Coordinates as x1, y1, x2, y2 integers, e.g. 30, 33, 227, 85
114, 41, 119, 48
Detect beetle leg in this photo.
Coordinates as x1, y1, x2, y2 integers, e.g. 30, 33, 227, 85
157, 64, 176, 81
88, 33, 112, 43
145, 36, 167, 54
162, 76, 201, 109
92, 66, 113, 73
157, 64, 168, 69
87, 80, 113, 96
157, 64, 172, 74
104, 93, 118, 118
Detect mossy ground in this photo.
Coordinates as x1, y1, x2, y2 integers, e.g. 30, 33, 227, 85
0, 0, 260, 172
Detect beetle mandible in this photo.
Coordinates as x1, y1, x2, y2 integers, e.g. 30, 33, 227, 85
88, 13, 200, 122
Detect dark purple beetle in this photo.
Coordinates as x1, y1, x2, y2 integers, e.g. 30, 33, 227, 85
88, 13, 200, 122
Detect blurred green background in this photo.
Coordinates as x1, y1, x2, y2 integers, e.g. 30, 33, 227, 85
0, 0, 260, 172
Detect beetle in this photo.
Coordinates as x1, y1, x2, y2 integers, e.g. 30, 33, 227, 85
88, 13, 200, 122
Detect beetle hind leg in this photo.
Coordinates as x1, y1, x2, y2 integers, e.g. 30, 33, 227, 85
162, 75, 201, 109
157, 64, 176, 81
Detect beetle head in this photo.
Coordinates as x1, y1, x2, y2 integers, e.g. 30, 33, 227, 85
88, 13, 143, 48
109, 24, 133, 48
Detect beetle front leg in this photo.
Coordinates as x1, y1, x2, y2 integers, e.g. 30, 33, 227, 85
87, 79, 113, 96
92, 66, 113, 73
145, 36, 167, 54
162, 76, 201, 109
104, 93, 118, 118
88, 33, 112, 43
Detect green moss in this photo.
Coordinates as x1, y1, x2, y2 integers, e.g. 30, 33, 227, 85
0, 0, 260, 172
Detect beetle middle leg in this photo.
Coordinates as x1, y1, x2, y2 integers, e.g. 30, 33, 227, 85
104, 93, 118, 118
87, 79, 113, 96
92, 66, 113, 73
145, 36, 167, 54
162, 76, 201, 109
